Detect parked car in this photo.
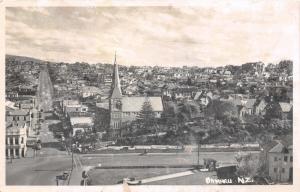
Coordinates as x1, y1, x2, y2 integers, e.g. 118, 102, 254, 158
61, 171, 69, 180
123, 178, 142, 185
56, 171, 69, 181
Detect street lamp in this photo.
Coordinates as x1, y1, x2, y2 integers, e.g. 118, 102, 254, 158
71, 143, 76, 170
197, 139, 201, 168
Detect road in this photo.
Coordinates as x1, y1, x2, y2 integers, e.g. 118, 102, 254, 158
6, 149, 259, 185
6, 67, 71, 185
36, 67, 53, 112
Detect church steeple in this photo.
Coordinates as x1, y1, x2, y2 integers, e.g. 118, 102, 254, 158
111, 52, 122, 98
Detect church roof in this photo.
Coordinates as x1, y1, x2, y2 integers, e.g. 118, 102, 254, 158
121, 97, 163, 112
111, 52, 122, 99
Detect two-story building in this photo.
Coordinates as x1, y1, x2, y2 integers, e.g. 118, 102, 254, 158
266, 139, 293, 183
6, 109, 32, 136
6, 123, 28, 158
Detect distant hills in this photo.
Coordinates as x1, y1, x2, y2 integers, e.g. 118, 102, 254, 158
6, 54, 47, 63
6, 54, 292, 73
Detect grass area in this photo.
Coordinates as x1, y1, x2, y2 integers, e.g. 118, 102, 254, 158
89, 168, 188, 185
81, 151, 257, 167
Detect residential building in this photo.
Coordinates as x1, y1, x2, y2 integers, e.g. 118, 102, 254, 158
254, 99, 267, 115
64, 104, 88, 116
80, 86, 102, 98
278, 102, 293, 120
70, 115, 94, 136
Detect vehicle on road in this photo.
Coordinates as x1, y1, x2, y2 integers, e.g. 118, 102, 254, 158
56, 171, 69, 181
121, 178, 142, 185
62, 171, 69, 180
139, 149, 148, 156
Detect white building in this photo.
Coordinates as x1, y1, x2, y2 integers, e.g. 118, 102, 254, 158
6, 124, 28, 158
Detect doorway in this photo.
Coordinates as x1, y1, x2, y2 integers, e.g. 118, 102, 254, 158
289, 167, 293, 182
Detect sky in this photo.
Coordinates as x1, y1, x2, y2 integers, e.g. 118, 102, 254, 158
5, 1, 299, 67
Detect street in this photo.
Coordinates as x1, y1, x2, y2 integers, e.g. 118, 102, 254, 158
36, 68, 53, 112
6, 147, 259, 185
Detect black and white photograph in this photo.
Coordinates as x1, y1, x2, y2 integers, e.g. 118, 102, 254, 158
2, 0, 298, 189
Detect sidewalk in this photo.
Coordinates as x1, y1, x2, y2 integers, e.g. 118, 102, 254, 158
140, 170, 195, 184
68, 165, 95, 185
68, 169, 83, 185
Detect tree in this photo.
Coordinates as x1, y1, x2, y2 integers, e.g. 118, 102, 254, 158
267, 118, 292, 135
136, 98, 156, 134
206, 100, 239, 121
187, 77, 192, 86
264, 102, 282, 120
93, 107, 110, 132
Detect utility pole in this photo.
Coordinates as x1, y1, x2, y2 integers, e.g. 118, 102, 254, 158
197, 143, 199, 167
71, 142, 75, 170
197, 140, 200, 167
71, 149, 73, 169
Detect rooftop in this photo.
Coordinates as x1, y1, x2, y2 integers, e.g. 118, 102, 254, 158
279, 102, 292, 112
121, 96, 163, 112
7, 109, 30, 116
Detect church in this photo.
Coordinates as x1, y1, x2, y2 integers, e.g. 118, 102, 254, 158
109, 54, 163, 138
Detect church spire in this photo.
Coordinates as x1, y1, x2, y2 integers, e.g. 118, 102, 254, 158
111, 52, 122, 98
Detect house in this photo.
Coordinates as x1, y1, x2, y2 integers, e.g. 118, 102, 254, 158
278, 102, 292, 120
162, 86, 198, 100
6, 109, 32, 129
18, 85, 36, 96
70, 116, 94, 136
243, 99, 256, 115
80, 86, 102, 98
194, 91, 210, 107
265, 138, 293, 183
6, 123, 28, 158
64, 104, 89, 117
61, 99, 80, 110
6, 101, 18, 111
254, 99, 267, 115
6, 91, 19, 99
223, 98, 256, 117
223, 70, 232, 76
72, 123, 93, 136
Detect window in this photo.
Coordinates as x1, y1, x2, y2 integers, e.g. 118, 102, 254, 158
10, 137, 13, 145
284, 156, 288, 162
274, 168, 278, 173
21, 137, 24, 144
290, 156, 293, 162
274, 157, 278, 161
282, 168, 285, 173
15, 149, 19, 156
6, 149, 8, 157
15, 138, 19, 145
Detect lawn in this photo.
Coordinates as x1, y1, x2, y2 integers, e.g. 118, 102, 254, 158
89, 168, 189, 185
